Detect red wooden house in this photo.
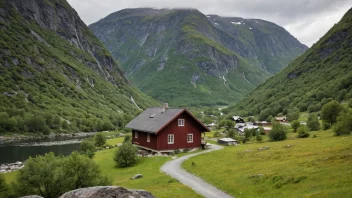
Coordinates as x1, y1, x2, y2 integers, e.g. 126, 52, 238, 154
125, 104, 210, 152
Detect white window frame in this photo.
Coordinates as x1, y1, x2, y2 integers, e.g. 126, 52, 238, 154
178, 119, 185, 126
135, 131, 138, 139
147, 133, 150, 142
168, 134, 174, 144
187, 134, 193, 143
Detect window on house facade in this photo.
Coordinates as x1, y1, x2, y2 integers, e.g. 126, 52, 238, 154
135, 131, 138, 138
147, 133, 150, 142
187, 134, 193, 143
168, 134, 174, 144
178, 119, 185, 126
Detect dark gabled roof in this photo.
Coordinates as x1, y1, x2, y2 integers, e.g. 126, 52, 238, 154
125, 108, 210, 133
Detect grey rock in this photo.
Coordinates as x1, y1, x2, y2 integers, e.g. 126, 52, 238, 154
258, 146, 270, 150
131, 174, 143, 180
11, 57, 19, 66
20, 196, 44, 198
59, 186, 154, 198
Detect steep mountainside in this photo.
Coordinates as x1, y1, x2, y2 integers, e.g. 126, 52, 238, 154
0, 0, 158, 133
90, 8, 307, 106
225, 8, 352, 117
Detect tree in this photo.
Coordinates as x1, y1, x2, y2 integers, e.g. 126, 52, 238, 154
291, 120, 300, 132
61, 152, 110, 189
266, 115, 273, 122
80, 140, 96, 158
94, 133, 106, 147
297, 125, 310, 138
258, 127, 265, 135
244, 128, 252, 140
256, 133, 263, 142
226, 120, 234, 129
307, 114, 320, 131
213, 131, 221, 138
333, 109, 352, 136
287, 108, 300, 121
13, 152, 110, 198
349, 99, 352, 108
114, 142, 138, 167
123, 135, 131, 143
228, 129, 235, 138
14, 153, 64, 197
269, 121, 287, 141
321, 100, 343, 126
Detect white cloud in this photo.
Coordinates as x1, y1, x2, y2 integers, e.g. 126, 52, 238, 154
67, 0, 352, 47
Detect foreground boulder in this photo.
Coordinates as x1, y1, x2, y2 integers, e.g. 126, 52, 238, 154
59, 186, 154, 198
132, 174, 143, 180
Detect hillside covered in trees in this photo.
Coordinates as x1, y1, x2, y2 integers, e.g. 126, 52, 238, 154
0, 0, 158, 134
226, 7, 352, 118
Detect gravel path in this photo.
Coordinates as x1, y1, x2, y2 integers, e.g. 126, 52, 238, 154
160, 144, 234, 198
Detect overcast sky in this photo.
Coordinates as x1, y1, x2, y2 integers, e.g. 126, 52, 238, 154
67, 0, 352, 47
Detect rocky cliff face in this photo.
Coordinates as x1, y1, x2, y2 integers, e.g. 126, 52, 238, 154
0, 0, 158, 134
90, 8, 307, 106
9, 0, 127, 84
225, 8, 352, 117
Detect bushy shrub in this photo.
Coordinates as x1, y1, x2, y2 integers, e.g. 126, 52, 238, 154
291, 120, 300, 132
94, 133, 106, 147
228, 129, 235, 138
0, 174, 12, 198
259, 127, 266, 135
114, 142, 138, 167
80, 140, 96, 158
244, 128, 252, 140
256, 134, 263, 142
174, 149, 180, 154
321, 100, 343, 126
297, 125, 310, 138
287, 108, 300, 121
334, 109, 352, 136
123, 135, 131, 143
269, 122, 287, 141
242, 137, 247, 144
213, 131, 221, 138
13, 152, 110, 197
183, 148, 190, 153
307, 114, 320, 131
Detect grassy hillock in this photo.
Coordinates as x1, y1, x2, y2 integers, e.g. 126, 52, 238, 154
226, 7, 352, 117
183, 130, 352, 197
0, 0, 158, 134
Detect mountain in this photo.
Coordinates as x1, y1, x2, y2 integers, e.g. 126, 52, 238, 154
0, 0, 158, 134
89, 8, 307, 106
225, 8, 352, 118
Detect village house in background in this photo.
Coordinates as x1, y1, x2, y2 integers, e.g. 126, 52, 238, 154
218, 138, 237, 146
275, 116, 287, 122
126, 103, 210, 153
232, 116, 245, 123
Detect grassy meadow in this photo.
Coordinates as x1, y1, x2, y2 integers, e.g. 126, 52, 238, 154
2, 136, 201, 198
183, 130, 352, 198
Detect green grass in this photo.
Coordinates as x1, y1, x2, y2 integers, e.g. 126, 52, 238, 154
94, 139, 202, 197
183, 130, 352, 197
2, 137, 201, 198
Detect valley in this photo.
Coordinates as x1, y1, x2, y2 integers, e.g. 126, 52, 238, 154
89, 8, 307, 106
1, 0, 352, 198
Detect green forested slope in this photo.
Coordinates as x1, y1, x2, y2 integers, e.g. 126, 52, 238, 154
90, 8, 307, 106
0, 0, 158, 134
225, 8, 352, 117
